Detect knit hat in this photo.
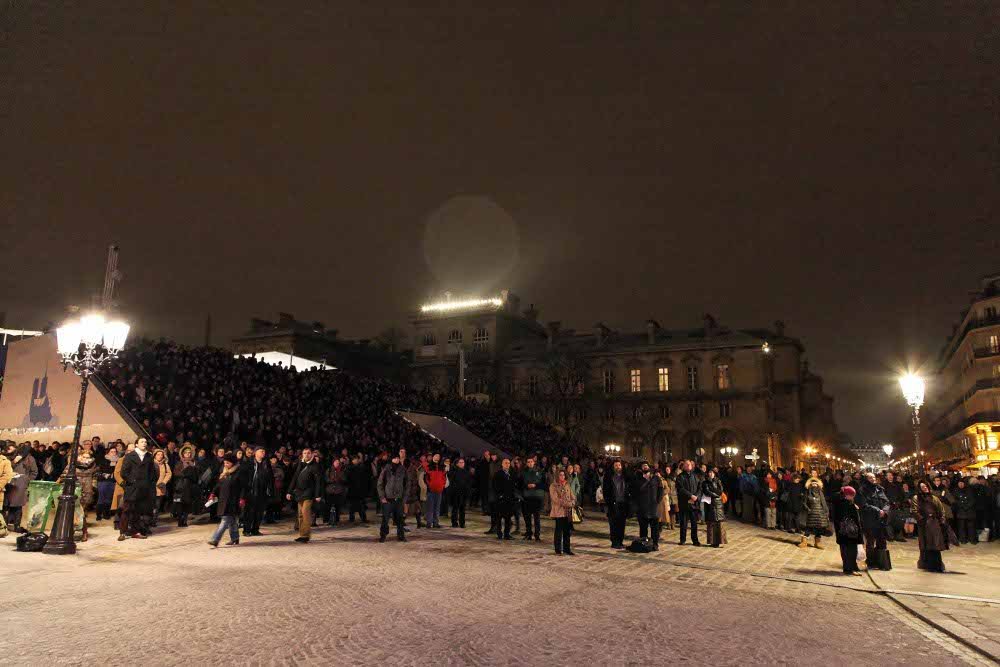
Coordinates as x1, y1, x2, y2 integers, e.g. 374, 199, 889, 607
841, 485, 856, 497
223, 453, 238, 465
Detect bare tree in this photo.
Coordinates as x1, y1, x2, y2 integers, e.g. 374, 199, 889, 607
539, 348, 593, 444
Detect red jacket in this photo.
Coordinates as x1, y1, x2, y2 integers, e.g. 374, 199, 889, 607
425, 467, 447, 494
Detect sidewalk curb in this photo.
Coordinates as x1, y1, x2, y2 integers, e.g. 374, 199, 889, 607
872, 578, 1000, 663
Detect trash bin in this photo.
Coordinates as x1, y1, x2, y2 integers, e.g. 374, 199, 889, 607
24, 480, 83, 538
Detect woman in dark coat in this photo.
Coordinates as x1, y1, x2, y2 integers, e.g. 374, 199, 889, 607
912, 481, 948, 572
5, 445, 37, 532
833, 486, 863, 575
701, 470, 727, 548
799, 476, 829, 549
208, 454, 244, 547
952, 479, 977, 544
172, 445, 201, 527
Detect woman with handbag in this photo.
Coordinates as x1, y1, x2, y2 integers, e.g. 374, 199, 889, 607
701, 469, 727, 548
549, 469, 576, 556
912, 481, 948, 572
833, 485, 863, 576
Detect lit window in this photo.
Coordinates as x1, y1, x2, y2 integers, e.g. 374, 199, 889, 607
422, 332, 436, 346
688, 403, 701, 418
716, 364, 731, 390
630, 369, 641, 392
687, 366, 698, 390
719, 401, 732, 418
603, 369, 615, 394
473, 327, 489, 351
658, 367, 670, 392
993, 364, 1000, 379
448, 329, 462, 344
990, 334, 999, 354
660, 405, 670, 419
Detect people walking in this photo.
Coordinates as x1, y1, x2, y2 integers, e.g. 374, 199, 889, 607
701, 469, 727, 548
549, 468, 576, 555
207, 454, 243, 547
377, 454, 409, 542
286, 447, 323, 543
832, 485, 863, 575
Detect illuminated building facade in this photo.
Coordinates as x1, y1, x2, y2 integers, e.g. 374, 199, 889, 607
927, 273, 1000, 476
409, 293, 843, 466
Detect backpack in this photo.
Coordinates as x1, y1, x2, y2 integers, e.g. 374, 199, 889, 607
627, 538, 654, 553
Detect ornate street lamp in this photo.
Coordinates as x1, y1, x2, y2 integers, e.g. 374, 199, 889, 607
899, 373, 925, 474
604, 443, 621, 456
44, 312, 129, 555
721, 445, 739, 461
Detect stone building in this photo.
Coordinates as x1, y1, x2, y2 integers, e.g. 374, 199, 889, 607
926, 273, 1000, 476
409, 292, 843, 467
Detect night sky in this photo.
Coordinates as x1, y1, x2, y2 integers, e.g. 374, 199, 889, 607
2, 3, 997, 442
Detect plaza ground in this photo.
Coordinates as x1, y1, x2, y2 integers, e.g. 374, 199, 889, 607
1, 510, 997, 666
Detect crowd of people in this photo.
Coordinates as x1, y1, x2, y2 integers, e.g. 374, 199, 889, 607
1, 339, 998, 572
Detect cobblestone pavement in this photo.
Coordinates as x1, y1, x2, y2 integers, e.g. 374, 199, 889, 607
0, 511, 994, 666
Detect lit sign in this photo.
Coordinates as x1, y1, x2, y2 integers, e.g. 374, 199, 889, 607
420, 297, 503, 314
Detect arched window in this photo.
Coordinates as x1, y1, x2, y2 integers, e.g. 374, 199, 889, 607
473, 327, 489, 350
448, 329, 463, 344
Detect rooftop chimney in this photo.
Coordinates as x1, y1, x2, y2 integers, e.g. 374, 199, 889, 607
646, 319, 660, 345
594, 322, 608, 347
703, 313, 718, 337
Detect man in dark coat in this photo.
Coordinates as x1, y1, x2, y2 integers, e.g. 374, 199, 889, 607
492, 458, 518, 540
602, 459, 630, 549
857, 472, 891, 569
240, 447, 274, 537
118, 438, 157, 540
636, 463, 664, 549
674, 460, 702, 546
448, 457, 472, 528
345, 454, 370, 524
285, 447, 323, 543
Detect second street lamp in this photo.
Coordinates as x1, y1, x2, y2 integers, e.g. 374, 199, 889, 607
899, 373, 926, 474
43, 312, 129, 555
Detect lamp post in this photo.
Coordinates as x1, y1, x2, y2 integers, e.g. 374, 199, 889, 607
604, 443, 621, 457
44, 312, 129, 555
721, 445, 739, 465
899, 374, 925, 475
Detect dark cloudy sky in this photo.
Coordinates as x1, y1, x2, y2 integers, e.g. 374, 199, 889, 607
2, 3, 996, 441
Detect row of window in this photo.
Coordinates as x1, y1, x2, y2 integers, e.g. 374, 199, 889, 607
615, 364, 731, 393
527, 402, 733, 422
422, 328, 490, 351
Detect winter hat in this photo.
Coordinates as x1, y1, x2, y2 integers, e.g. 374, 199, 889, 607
841, 486, 856, 497
223, 453, 238, 465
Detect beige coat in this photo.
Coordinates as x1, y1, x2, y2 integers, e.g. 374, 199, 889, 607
657, 477, 675, 523
111, 457, 126, 511
154, 458, 173, 497
0, 455, 13, 507
549, 481, 576, 519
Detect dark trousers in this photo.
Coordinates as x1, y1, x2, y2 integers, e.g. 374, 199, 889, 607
450, 490, 467, 527
523, 498, 542, 538
244, 497, 265, 534
957, 518, 977, 543
607, 504, 627, 547
124, 503, 147, 535
679, 504, 700, 544
839, 543, 860, 573
784, 511, 800, 532
380, 500, 405, 539
554, 516, 572, 553
638, 516, 661, 545
496, 512, 512, 538
327, 493, 346, 524
348, 497, 367, 522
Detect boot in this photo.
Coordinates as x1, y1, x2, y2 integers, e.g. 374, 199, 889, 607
798, 535, 808, 549
813, 535, 824, 549
416, 516, 423, 529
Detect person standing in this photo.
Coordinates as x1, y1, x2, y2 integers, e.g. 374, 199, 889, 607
636, 463, 664, 550
912, 481, 948, 572
172, 446, 200, 528
207, 454, 244, 547
549, 468, 576, 555
701, 469, 727, 548
118, 438, 157, 541
448, 458, 471, 528
152, 449, 172, 527
832, 485, 863, 576
324, 458, 348, 526
492, 458, 518, 540
286, 447, 323, 544
602, 460, 630, 549
657, 465, 677, 532
377, 453, 409, 542
241, 447, 273, 537
953, 479, 977, 544
857, 472, 892, 570
4, 444, 36, 534
520, 457, 545, 541
345, 454, 369, 524
675, 460, 702, 547
799, 475, 829, 549
0, 448, 13, 537
424, 454, 447, 529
